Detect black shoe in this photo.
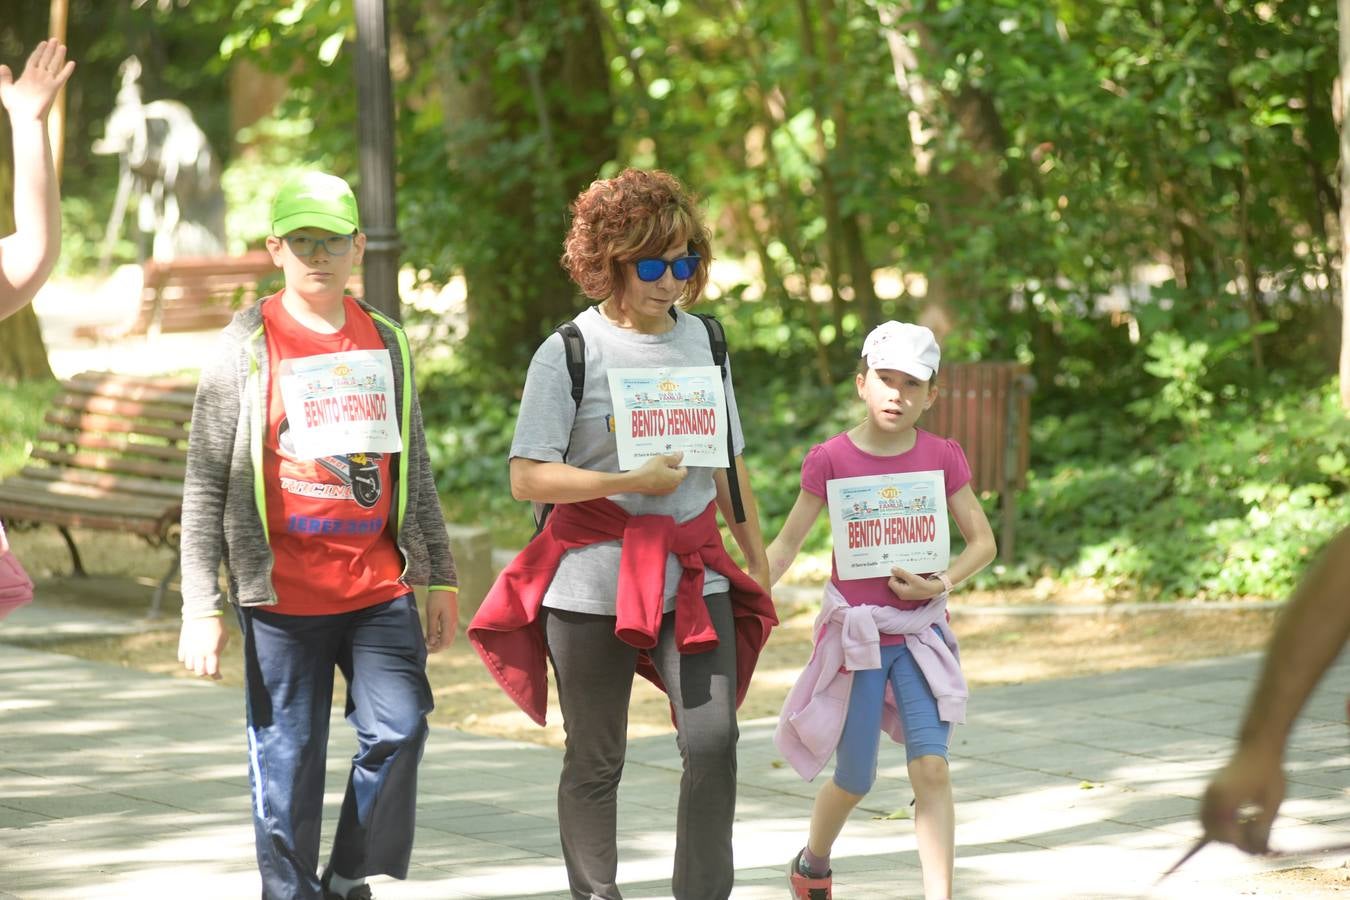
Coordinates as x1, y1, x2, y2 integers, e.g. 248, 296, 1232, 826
320, 868, 373, 900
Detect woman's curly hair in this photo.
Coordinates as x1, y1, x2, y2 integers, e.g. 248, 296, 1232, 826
561, 168, 712, 308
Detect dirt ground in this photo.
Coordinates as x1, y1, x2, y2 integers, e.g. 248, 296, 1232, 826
1233, 864, 1350, 895
10, 527, 1344, 894
16, 590, 1283, 746
5, 527, 1284, 750
28, 593, 1339, 895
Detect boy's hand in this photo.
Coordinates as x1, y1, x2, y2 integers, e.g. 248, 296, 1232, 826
178, 616, 229, 680
888, 566, 945, 602
424, 589, 458, 653
631, 452, 687, 496
0, 40, 76, 123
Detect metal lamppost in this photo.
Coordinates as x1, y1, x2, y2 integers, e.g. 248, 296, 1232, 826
353, 0, 401, 320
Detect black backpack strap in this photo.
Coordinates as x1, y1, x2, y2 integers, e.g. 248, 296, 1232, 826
693, 313, 745, 524
556, 320, 586, 410
695, 312, 728, 377
535, 321, 588, 534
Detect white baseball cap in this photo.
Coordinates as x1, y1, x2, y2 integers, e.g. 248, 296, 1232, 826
861, 321, 941, 380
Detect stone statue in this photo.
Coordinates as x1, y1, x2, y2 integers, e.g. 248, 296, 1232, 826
93, 56, 226, 266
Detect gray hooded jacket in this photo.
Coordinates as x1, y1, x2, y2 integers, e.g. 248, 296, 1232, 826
179, 298, 456, 619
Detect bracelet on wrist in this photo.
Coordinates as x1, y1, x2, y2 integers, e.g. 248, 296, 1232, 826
934, 571, 954, 594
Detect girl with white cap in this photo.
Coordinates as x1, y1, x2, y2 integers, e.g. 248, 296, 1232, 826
768, 321, 997, 900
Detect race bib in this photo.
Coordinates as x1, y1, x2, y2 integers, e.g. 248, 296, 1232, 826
827, 470, 950, 579
278, 349, 402, 460
607, 365, 729, 469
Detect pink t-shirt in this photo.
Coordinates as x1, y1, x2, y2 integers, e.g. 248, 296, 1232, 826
802, 429, 972, 642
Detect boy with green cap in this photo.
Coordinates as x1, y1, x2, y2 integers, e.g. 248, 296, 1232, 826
177, 171, 458, 900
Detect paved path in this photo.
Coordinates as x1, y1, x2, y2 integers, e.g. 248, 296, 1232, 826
2, 600, 1348, 899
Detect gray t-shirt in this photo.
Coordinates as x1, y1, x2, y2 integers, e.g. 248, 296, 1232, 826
510, 305, 746, 615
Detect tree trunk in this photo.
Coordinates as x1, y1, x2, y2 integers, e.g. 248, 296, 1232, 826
1341, 0, 1350, 409
48, 0, 69, 179
794, 0, 850, 331
430, 0, 614, 370
818, 0, 878, 330
879, 0, 956, 332
0, 308, 54, 381
1235, 162, 1266, 376
877, 1, 1007, 339
0, 106, 54, 382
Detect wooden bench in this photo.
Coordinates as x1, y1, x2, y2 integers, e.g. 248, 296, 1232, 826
138, 251, 284, 336
78, 251, 366, 340
70, 251, 280, 340
0, 372, 195, 617
924, 362, 1035, 561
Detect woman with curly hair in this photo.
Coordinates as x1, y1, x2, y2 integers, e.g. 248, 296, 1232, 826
470, 168, 776, 899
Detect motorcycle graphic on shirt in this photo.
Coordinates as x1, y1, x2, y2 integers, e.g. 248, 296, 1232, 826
277, 418, 384, 509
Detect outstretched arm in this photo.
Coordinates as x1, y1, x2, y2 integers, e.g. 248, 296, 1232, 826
1200, 526, 1350, 852
766, 488, 827, 587
0, 39, 76, 320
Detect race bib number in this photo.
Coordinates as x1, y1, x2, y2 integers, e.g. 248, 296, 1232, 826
278, 349, 402, 460
607, 366, 729, 469
826, 470, 950, 579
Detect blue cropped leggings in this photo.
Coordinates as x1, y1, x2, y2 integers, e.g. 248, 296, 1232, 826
833, 637, 952, 796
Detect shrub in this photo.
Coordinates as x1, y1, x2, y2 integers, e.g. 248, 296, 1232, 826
1006, 379, 1348, 600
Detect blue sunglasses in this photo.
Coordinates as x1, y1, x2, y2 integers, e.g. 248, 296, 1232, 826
634, 253, 701, 283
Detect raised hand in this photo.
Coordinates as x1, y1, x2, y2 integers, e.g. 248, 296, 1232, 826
0, 40, 76, 123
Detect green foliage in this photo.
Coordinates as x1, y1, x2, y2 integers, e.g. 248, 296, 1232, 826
4, 0, 239, 268
0, 380, 58, 479
6, 0, 1342, 606
1130, 332, 1218, 430
220, 120, 338, 252
416, 295, 1346, 603
416, 357, 532, 547
22, 0, 1340, 380
1008, 379, 1349, 600
1126, 321, 1278, 432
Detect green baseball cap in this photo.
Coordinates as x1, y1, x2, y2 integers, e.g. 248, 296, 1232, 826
270, 172, 360, 236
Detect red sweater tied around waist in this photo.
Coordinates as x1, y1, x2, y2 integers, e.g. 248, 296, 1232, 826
468, 498, 778, 726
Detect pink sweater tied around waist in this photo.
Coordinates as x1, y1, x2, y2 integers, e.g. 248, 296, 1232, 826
773, 582, 968, 781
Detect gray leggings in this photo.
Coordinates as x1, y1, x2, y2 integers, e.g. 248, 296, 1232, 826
543, 592, 739, 900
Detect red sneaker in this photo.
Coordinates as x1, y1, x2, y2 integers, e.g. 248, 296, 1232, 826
786, 849, 832, 900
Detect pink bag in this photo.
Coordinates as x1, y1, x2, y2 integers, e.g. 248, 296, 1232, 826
0, 521, 34, 620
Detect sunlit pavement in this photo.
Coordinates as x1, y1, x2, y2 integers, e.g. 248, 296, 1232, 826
2, 599, 1348, 899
